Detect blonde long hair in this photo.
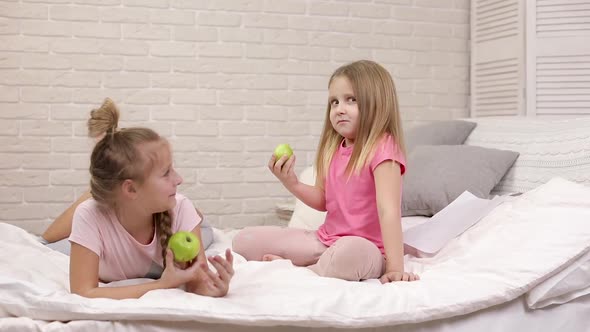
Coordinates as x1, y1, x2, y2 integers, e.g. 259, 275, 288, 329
88, 98, 173, 266
315, 60, 406, 186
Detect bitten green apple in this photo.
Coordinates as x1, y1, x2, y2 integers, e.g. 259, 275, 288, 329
273, 143, 293, 160
167, 231, 200, 263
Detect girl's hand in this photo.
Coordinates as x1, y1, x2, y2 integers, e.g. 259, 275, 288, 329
268, 154, 298, 190
379, 271, 420, 283
187, 249, 235, 297
159, 249, 203, 289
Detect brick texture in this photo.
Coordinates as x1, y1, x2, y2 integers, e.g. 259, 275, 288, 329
0, 0, 469, 233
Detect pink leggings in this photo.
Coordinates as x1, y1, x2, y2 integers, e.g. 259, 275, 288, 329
232, 226, 385, 281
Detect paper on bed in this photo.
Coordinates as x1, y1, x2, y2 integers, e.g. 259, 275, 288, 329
403, 191, 506, 254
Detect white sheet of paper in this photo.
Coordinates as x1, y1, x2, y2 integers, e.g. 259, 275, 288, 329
403, 191, 506, 254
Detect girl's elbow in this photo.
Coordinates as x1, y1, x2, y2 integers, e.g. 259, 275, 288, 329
308, 204, 325, 212
70, 283, 97, 298
71, 288, 92, 298
314, 201, 327, 211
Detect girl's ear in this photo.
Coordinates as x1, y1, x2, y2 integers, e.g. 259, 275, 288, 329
121, 179, 138, 199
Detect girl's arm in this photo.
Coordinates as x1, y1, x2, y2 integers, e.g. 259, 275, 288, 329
288, 181, 326, 211
374, 161, 405, 274
43, 191, 92, 243
268, 154, 326, 211
374, 161, 419, 283
69, 243, 201, 299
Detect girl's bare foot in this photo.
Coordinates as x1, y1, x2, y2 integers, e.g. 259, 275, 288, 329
262, 254, 284, 261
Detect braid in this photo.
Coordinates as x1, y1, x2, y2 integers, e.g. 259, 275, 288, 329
155, 211, 173, 267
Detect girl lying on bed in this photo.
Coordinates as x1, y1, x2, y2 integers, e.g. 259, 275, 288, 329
234, 60, 419, 283
41, 190, 214, 256
47, 98, 234, 299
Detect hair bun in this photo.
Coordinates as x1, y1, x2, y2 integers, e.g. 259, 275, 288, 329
88, 98, 120, 139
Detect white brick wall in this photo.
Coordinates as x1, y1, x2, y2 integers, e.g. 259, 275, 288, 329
0, 0, 470, 234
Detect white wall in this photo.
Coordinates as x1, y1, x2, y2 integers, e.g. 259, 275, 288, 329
0, 0, 470, 233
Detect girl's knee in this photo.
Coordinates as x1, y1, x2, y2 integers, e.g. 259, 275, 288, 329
315, 236, 383, 281
232, 227, 265, 260
232, 226, 284, 261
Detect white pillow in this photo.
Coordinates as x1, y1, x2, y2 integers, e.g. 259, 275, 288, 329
464, 117, 590, 195
287, 166, 326, 230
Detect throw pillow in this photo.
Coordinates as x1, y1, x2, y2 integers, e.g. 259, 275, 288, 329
402, 145, 519, 216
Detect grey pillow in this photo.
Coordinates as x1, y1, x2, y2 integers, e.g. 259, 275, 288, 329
402, 145, 519, 217
405, 120, 476, 152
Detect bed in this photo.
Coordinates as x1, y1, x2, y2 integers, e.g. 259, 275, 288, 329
1, 117, 590, 331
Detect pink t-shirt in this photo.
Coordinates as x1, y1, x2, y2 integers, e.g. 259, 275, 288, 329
316, 135, 406, 254
69, 194, 201, 283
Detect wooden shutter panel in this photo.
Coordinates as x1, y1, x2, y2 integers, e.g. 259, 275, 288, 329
471, 0, 526, 117
526, 0, 590, 116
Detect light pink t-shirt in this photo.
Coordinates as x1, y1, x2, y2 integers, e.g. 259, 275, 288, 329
316, 135, 406, 254
69, 194, 201, 283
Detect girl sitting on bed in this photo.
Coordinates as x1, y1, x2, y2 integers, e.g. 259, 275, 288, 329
233, 60, 419, 283
67, 98, 234, 299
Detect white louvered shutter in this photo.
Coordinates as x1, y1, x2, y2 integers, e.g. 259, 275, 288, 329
471, 0, 526, 117
526, 0, 590, 116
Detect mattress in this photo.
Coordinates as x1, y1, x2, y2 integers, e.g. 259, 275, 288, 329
1, 178, 590, 330
2, 294, 589, 332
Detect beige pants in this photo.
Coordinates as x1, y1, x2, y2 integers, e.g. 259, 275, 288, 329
232, 226, 385, 281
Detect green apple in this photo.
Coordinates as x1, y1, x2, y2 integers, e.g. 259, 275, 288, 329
167, 231, 200, 263
273, 143, 293, 160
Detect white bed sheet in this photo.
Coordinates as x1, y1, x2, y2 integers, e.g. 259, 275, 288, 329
2, 294, 589, 332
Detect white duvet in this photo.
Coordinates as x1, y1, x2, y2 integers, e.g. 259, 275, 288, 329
1, 178, 590, 328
